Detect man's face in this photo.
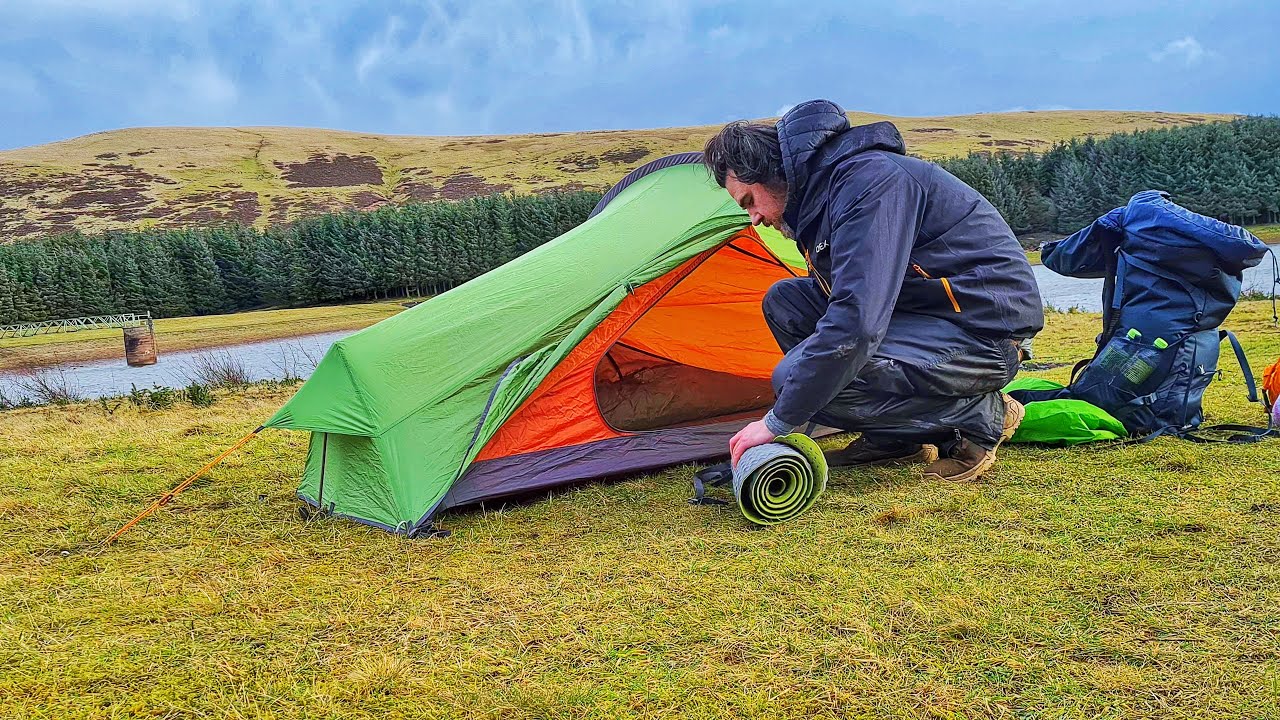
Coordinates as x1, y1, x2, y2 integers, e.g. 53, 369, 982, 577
725, 172, 786, 231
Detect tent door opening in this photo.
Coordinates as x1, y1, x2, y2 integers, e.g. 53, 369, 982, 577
595, 341, 773, 431
593, 233, 793, 433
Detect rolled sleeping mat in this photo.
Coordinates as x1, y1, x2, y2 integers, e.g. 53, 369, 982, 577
693, 433, 828, 525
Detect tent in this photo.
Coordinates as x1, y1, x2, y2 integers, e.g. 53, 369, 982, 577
264, 153, 809, 534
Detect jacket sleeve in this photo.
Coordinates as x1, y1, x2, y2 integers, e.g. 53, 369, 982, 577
770, 162, 925, 428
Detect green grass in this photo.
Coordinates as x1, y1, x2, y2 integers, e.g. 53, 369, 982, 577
0, 300, 413, 372
1250, 224, 1280, 242
1, 302, 1278, 717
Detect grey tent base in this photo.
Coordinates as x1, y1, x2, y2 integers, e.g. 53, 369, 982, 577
441, 415, 841, 512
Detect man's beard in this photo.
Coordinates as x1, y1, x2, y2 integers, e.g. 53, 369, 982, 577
779, 220, 796, 240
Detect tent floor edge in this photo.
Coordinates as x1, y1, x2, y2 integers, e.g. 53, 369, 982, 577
407, 524, 452, 540
295, 492, 403, 534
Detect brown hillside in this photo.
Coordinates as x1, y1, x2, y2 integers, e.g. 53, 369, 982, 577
0, 110, 1231, 243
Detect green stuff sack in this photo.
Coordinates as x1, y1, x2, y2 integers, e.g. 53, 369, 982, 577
731, 433, 828, 526
1003, 378, 1127, 445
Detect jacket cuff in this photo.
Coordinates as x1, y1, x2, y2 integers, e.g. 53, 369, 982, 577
763, 409, 799, 437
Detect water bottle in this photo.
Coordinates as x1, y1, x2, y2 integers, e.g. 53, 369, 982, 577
1121, 337, 1169, 386
1097, 328, 1142, 372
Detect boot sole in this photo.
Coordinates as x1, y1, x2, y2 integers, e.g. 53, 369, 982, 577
922, 449, 998, 483
826, 445, 939, 468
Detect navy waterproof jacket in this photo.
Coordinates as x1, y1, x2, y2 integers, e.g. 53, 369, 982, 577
770, 100, 1044, 428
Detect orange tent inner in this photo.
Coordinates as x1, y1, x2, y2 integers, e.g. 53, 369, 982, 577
476, 228, 796, 461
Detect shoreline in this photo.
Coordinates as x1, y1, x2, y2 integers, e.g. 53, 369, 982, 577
0, 299, 413, 373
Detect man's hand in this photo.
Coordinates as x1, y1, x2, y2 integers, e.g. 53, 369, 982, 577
730, 420, 776, 468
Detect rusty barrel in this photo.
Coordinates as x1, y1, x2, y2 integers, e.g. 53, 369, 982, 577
123, 324, 158, 367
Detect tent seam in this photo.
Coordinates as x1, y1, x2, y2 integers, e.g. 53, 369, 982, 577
336, 342, 381, 437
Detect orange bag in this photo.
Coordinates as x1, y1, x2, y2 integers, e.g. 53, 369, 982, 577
1263, 357, 1280, 411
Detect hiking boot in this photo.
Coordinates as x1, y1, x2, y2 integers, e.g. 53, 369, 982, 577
824, 436, 939, 468
922, 438, 997, 482
923, 396, 1024, 482
1001, 393, 1026, 443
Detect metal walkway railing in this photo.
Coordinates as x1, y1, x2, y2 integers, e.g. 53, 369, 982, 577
0, 312, 153, 339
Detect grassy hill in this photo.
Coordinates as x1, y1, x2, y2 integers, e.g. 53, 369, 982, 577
0, 110, 1232, 243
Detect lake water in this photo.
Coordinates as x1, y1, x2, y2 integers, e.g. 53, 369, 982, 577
1, 245, 1275, 403
1034, 243, 1278, 312
0, 329, 355, 404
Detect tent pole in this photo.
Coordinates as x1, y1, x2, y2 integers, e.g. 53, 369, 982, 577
317, 432, 329, 514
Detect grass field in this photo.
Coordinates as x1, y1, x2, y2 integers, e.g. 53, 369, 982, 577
0, 300, 412, 373
2, 301, 1278, 718
0, 110, 1230, 243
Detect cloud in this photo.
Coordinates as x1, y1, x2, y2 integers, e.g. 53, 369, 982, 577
0, 63, 46, 108
1150, 36, 1208, 66
998, 104, 1073, 113
0, 1, 1276, 150
355, 16, 402, 84
172, 59, 238, 108
776, 104, 794, 116
560, 0, 597, 64
303, 74, 340, 121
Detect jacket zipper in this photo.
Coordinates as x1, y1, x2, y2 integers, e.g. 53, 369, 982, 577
912, 263, 962, 313
806, 250, 832, 297
940, 278, 962, 313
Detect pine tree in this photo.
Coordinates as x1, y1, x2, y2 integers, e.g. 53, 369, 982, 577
989, 160, 1029, 233
1052, 156, 1096, 234
0, 261, 17, 325
207, 225, 263, 311
102, 231, 148, 312
135, 232, 193, 317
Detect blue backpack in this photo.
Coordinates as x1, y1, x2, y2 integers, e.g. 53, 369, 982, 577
1011, 190, 1274, 442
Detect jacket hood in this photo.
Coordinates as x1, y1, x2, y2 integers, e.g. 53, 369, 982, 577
776, 99, 906, 220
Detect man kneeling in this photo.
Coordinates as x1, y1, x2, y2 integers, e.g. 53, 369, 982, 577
707, 100, 1044, 481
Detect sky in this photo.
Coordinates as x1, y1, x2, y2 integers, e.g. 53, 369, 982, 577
1, 0, 1277, 150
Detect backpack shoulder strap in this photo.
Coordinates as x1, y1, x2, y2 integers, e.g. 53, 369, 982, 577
1177, 424, 1277, 444
1069, 357, 1093, 385
1220, 329, 1260, 404
1176, 330, 1278, 443
1099, 240, 1121, 347
1126, 423, 1276, 445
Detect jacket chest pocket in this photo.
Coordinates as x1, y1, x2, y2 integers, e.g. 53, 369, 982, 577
910, 263, 962, 313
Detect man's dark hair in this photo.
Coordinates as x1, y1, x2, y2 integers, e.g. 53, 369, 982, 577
702, 121, 787, 189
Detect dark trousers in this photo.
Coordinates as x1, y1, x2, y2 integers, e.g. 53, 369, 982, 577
764, 278, 1020, 450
